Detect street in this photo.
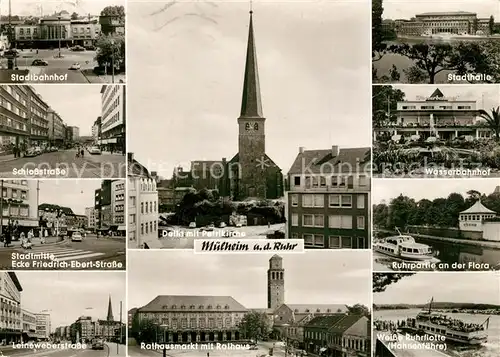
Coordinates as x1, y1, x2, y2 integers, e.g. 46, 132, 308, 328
0, 149, 126, 178
128, 341, 288, 357
0, 342, 125, 356
0, 235, 126, 270
0, 48, 124, 84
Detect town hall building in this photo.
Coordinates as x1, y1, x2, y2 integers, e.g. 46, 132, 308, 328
172, 11, 283, 200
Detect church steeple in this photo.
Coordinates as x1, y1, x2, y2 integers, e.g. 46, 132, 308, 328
239, 9, 263, 119
106, 295, 114, 321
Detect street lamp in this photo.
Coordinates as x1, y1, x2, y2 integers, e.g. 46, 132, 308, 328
109, 39, 115, 83
57, 15, 62, 58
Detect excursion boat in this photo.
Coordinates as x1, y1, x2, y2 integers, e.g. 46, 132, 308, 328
373, 230, 434, 261
408, 298, 489, 345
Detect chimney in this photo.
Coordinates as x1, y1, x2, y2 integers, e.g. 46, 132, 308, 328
127, 153, 133, 162
299, 147, 305, 154
331, 145, 339, 157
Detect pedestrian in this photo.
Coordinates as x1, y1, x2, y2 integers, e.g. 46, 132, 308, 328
5, 230, 11, 248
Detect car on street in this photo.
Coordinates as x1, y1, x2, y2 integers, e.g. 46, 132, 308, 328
24, 148, 38, 157
71, 45, 86, 52
33, 146, 42, 155
71, 232, 83, 242
91, 339, 104, 350
69, 62, 81, 70
32, 59, 48, 66
89, 146, 101, 155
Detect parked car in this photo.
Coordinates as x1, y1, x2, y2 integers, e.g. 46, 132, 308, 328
33, 146, 42, 155
91, 339, 104, 350
71, 232, 83, 242
24, 148, 37, 157
32, 59, 48, 66
89, 146, 101, 155
71, 45, 85, 52
69, 62, 81, 70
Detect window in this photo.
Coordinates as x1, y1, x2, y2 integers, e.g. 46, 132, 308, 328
302, 194, 324, 208
303, 234, 324, 247
329, 236, 341, 248
291, 213, 299, 226
341, 236, 352, 248
357, 216, 365, 229
303, 214, 323, 227
347, 176, 354, 189
291, 233, 299, 238
140, 202, 144, 213
329, 215, 352, 229
357, 195, 365, 209
359, 175, 368, 186
341, 195, 352, 207
294, 176, 301, 186
329, 195, 340, 207
291, 194, 298, 207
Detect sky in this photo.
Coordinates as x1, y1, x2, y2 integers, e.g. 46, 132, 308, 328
390, 85, 500, 114
127, 0, 371, 178
1, 0, 125, 17
374, 272, 500, 305
32, 85, 104, 137
15, 271, 126, 330
38, 179, 107, 215
128, 250, 371, 309
381, 0, 499, 20
373, 178, 500, 204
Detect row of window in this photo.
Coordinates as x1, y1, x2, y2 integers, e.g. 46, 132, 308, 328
459, 214, 495, 221
152, 317, 240, 330
2, 188, 28, 200
305, 331, 367, 351
140, 221, 157, 236
293, 175, 369, 188
291, 194, 365, 209
290, 234, 365, 249
291, 214, 365, 230
115, 204, 124, 212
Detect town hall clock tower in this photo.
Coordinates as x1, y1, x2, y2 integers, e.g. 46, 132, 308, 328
267, 255, 285, 310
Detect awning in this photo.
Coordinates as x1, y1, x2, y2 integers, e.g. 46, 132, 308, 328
117, 226, 126, 231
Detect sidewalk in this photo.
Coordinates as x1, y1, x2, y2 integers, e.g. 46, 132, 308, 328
2, 236, 64, 248
0, 154, 16, 163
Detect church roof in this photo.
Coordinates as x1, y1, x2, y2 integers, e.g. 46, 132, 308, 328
460, 201, 496, 214
139, 295, 248, 312
287, 147, 370, 175
239, 12, 263, 119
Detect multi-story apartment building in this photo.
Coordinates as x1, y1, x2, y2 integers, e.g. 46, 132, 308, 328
128, 153, 159, 248
111, 180, 125, 235
374, 88, 494, 142
35, 313, 51, 340
0, 272, 23, 343
92, 117, 102, 144
95, 181, 113, 233
47, 109, 65, 146
136, 295, 247, 343
21, 308, 37, 340
99, 14, 125, 36
25, 87, 49, 147
303, 314, 370, 357
69, 18, 101, 47
0, 85, 31, 150
68, 126, 80, 141
38, 204, 74, 235
0, 180, 38, 230
286, 146, 371, 249
71, 316, 94, 343
85, 207, 97, 230
100, 86, 125, 153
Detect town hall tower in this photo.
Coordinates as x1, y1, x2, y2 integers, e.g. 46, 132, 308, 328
267, 255, 285, 310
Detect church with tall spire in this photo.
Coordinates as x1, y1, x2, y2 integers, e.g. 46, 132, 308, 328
106, 295, 114, 321
185, 8, 283, 200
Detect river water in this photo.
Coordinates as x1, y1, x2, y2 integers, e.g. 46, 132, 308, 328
374, 309, 500, 357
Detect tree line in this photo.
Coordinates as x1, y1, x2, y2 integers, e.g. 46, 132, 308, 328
373, 189, 500, 230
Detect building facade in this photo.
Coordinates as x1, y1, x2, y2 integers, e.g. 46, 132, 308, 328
286, 146, 371, 249
374, 88, 494, 142
99, 15, 125, 35
92, 117, 102, 144
128, 153, 159, 248
267, 255, 285, 310
47, 109, 65, 146
95, 180, 113, 233
394, 11, 493, 37
25, 87, 49, 147
0, 272, 23, 343
21, 309, 37, 340
303, 314, 370, 357
1, 180, 38, 230
68, 126, 80, 141
71, 316, 93, 343
459, 201, 498, 232
35, 313, 51, 340
111, 180, 125, 235
85, 207, 97, 230
137, 296, 247, 343
100, 85, 125, 153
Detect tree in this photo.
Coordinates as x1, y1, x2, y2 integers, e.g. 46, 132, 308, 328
489, 16, 495, 34
373, 203, 389, 228
372, 0, 385, 61
238, 311, 272, 342
136, 318, 158, 343
95, 35, 125, 69
347, 304, 370, 317
373, 273, 414, 293
100, 5, 125, 19
472, 18, 479, 34
372, 85, 405, 127
388, 194, 416, 229
71, 12, 79, 20
478, 107, 500, 140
